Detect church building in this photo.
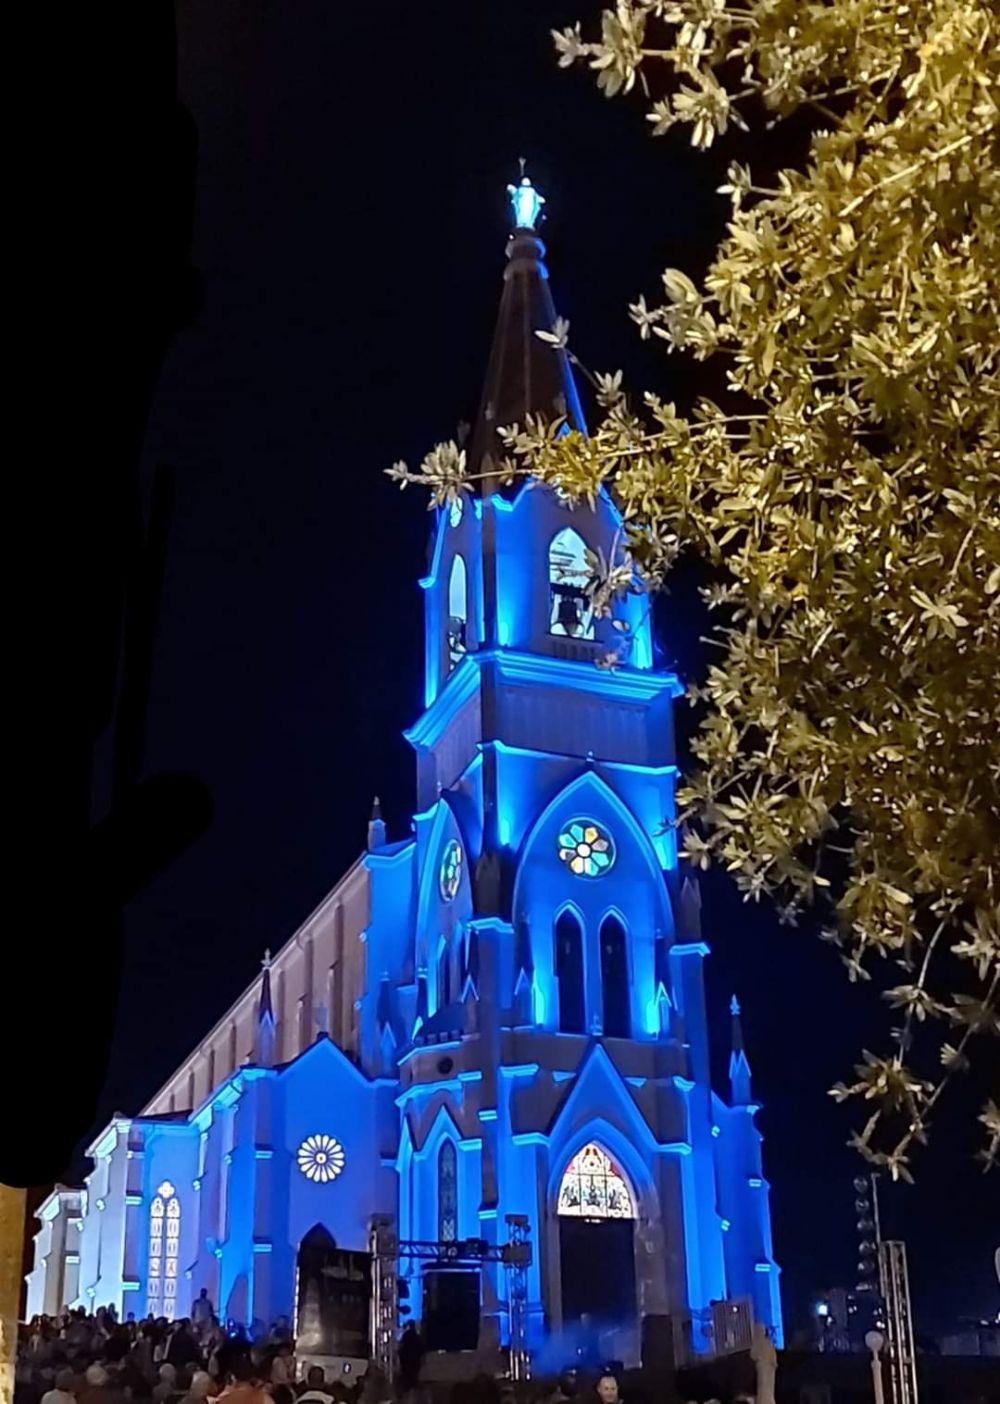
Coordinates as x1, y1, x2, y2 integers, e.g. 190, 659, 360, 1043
26, 178, 783, 1373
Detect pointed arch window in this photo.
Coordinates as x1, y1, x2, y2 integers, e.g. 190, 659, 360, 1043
436, 936, 452, 1013
146, 1180, 180, 1319
555, 910, 585, 1034
438, 1141, 458, 1243
549, 528, 594, 639
600, 915, 630, 1038
557, 1143, 636, 1219
447, 555, 468, 665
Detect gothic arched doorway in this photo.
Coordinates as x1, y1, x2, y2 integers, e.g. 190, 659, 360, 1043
557, 1142, 637, 1330
294, 1225, 371, 1360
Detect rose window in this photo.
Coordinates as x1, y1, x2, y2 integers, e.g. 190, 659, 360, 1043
297, 1134, 346, 1184
558, 820, 615, 877
439, 840, 463, 901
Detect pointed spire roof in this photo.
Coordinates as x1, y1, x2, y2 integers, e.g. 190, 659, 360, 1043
258, 949, 274, 1024
729, 993, 753, 1105
255, 949, 276, 1067
469, 168, 586, 486
730, 993, 744, 1049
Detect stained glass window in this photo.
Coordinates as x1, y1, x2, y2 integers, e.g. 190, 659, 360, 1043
439, 840, 462, 901
557, 1143, 636, 1220
438, 1141, 457, 1243
558, 820, 615, 877
146, 1180, 179, 1319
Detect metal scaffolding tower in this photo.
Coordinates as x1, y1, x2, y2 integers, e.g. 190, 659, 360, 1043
503, 1215, 532, 1382
853, 1176, 919, 1404
368, 1218, 400, 1380
367, 1217, 534, 1382
879, 1239, 919, 1404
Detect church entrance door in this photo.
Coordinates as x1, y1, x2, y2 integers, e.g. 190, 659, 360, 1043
294, 1226, 371, 1359
555, 1142, 639, 1333
559, 1216, 636, 1325
421, 1268, 480, 1351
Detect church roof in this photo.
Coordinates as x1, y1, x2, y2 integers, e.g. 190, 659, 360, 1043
468, 178, 586, 486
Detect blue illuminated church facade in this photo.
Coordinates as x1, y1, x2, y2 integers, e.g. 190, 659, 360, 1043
27, 180, 782, 1371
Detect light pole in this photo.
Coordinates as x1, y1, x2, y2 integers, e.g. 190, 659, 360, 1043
866, 1329, 886, 1404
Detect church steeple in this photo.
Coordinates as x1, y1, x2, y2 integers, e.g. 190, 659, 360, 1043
468, 168, 586, 487
255, 949, 276, 1068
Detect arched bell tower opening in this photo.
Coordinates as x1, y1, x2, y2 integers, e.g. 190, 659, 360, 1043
556, 1142, 638, 1330
548, 528, 595, 639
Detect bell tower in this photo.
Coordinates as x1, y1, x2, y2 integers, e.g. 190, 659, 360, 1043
397, 175, 782, 1363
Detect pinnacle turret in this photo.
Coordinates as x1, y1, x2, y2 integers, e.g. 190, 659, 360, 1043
255, 949, 276, 1067
729, 993, 753, 1105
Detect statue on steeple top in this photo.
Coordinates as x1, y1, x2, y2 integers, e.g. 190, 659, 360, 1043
507, 159, 545, 230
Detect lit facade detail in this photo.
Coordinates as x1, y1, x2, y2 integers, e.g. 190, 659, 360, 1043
438, 839, 462, 901
557, 1143, 636, 1220
558, 819, 615, 877
297, 1134, 346, 1184
26, 182, 782, 1370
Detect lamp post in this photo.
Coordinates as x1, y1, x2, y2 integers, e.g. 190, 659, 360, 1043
866, 1329, 886, 1404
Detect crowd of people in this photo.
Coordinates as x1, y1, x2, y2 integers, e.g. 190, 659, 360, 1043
14, 1303, 393, 1404
13, 1305, 748, 1404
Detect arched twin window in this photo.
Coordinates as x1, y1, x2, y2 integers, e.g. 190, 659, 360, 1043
438, 1141, 457, 1242
146, 1181, 180, 1320
555, 910, 585, 1034
447, 556, 468, 666
553, 910, 631, 1037
549, 529, 594, 640
600, 915, 630, 1038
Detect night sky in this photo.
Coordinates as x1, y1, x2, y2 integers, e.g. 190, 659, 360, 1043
77, 0, 996, 1339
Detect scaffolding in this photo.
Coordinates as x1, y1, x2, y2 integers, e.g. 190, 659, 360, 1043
503, 1215, 532, 1383
367, 1217, 534, 1382
879, 1240, 919, 1404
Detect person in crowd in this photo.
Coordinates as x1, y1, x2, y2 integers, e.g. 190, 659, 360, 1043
116, 1349, 153, 1400
151, 1363, 179, 1404
40, 1365, 78, 1404
176, 1370, 212, 1404
268, 1342, 295, 1387
296, 1365, 333, 1404
593, 1375, 621, 1404
551, 1369, 579, 1402
190, 1294, 214, 1337
356, 1365, 392, 1404
215, 1357, 269, 1404
166, 1324, 200, 1373
78, 1364, 119, 1404
396, 1324, 424, 1394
